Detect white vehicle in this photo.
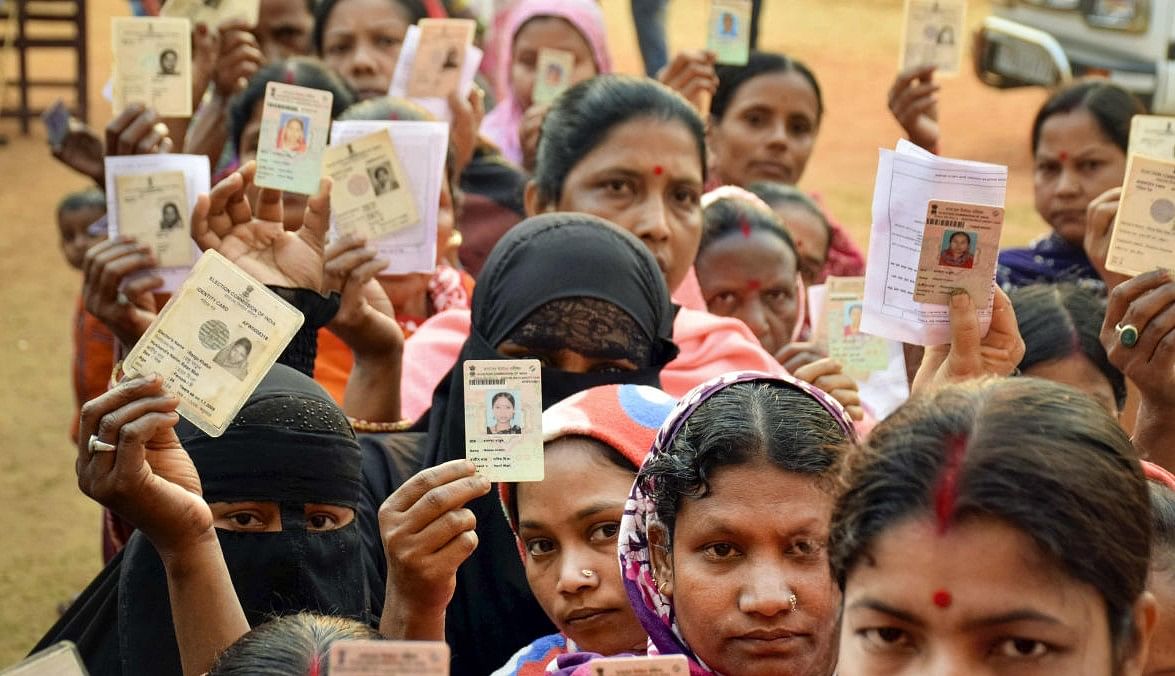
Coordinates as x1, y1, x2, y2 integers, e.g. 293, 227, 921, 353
976, 0, 1175, 112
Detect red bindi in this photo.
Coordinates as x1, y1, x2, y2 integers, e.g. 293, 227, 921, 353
1058, 150, 1069, 162
932, 590, 952, 609
652, 165, 664, 176
747, 278, 761, 291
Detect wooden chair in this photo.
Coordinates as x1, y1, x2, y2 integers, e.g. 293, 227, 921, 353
0, 0, 88, 134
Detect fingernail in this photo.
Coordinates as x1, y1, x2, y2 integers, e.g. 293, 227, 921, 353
121, 374, 146, 386
950, 289, 970, 308
479, 475, 492, 489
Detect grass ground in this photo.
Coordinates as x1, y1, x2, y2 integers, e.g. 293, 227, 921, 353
0, 0, 1046, 664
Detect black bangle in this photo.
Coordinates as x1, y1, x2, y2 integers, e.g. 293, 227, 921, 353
268, 287, 340, 378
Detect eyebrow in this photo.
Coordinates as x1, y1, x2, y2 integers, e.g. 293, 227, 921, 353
574, 500, 625, 521
847, 598, 926, 628
959, 609, 1063, 631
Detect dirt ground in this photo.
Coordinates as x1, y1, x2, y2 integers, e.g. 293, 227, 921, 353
0, 0, 1047, 664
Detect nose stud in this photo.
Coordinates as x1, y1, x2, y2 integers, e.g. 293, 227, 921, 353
789, 593, 798, 612
581, 569, 595, 578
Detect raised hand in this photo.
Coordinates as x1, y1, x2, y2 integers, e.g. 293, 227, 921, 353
212, 18, 264, 98
448, 85, 485, 176
1084, 186, 1130, 293
106, 103, 174, 157
82, 237, 163, 348
324, 235, 402, 357
519, 103, 550, 173
912, 287, 1025, 394
378, 459, 491, 641
888, 65, 940, 152
658, 49, 719, 116
76, 374, 211, 556
191, 160, 330, 290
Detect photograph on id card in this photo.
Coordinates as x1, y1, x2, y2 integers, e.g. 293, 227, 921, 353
112, 17, 192, 116
254, 81, 333, 195
707, 0, 752, 66
328, 639, 449, 676
822, 277, 890, 380
588, 655, 689, 675
407, 18, 476, 98
323, 128, 419, 241
1129, 115, 1175, 161
913, 200, 1002, 306
532, 48, 575, 106
0, 641, 87, 676
1106, 154, 1175, 277
114, 171, 193, 269
122, 251, 304, 437
899, 0, 966, 75
463, 359, 543, 482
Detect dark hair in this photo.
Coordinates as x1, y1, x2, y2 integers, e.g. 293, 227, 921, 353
506, 435, 635, 528
712, 51, 824, 124
1031, 80, 1144, 155
638, 380, 847, 540
947, 231, 969, 244
699, 196, 796, 259
208, 612, 378, 675
160, 48, 178, 61
1151, 482, 1175, 572
57, 188, 106, 216
228, 58, 355, 150
1011, 284, 1126, 409
492, 391, 515, 407
232, 337, 253, 355
533, 75, 706, 205
830, 378, 1149, 654
312, 0, 427, 55
747, 181, 830, 258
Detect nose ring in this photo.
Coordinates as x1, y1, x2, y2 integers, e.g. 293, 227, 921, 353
581, 569, 594, 578
789, 593, 798, 612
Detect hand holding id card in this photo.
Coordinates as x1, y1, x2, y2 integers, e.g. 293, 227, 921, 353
114, 171, 194, 269
328, 640, 449, 676
160, 0, 260, 27
707, 0, 752, 66
463, 359, 543, 482
912, 199, 1002, 307
588, 655, 689, 675
112, 17, 192, 116
899, 0, 966, 75
1106, 153, 1175, 277
323, 129, 419, 241
123, 250, 304, 436
254, 82, 333, 195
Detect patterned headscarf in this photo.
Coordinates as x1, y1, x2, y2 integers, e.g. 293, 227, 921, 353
617, 371, 856, 674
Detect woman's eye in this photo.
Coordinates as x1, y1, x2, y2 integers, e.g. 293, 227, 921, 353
228, 512, 264, 528
788, 118, 813, 136
671, 187, 700, 207
589, 522, 621, 542
1035, 161, 1060, 175
324, 42, 350, 57
786, 538, 823, 558
307, 513, 338, 531
375, 34, 400, 50
861, 627, 914, 651
994, 638, 1049, 659
702, 542, 739, 559
709, 292, 740, 311
525, 539, 556, 557
744, 112, 767, 127
603, 179, 633, 195
1078, 159, 1104, 172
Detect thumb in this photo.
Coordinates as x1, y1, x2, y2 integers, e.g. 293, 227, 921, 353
946, 290, 982, 379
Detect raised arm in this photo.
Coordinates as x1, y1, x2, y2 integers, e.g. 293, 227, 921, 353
912, 287, 1025, 394
75, 376, 249, 675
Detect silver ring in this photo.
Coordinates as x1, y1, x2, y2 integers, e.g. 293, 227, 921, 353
581, 569, 594, 578
88, 434, 116, 453
789, 593, 798, 612
1115, 322, 1139, 348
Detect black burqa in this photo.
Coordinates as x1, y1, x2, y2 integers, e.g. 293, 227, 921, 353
34, 365, 369, 675
417, 213, 678, 675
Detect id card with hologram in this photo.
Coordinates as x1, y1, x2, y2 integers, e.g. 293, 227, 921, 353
1107, 154, 1175, 277
912, 199, 1002, 306
407, 18, 476, 98
707, 0, 752, 66
532, 48, 575, 105
114, 170, 193, 269
123, 251, 304, 437
822, 277, 890, 380
254, 81, 333, 195
328, 640, 449, 676
463, 359, 543, 482
322, 129, 419, 241
112, 17, 193, 116
899, 0, 966, 75
588, 655, 689, 675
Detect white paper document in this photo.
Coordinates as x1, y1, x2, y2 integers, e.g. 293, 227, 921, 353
329, 120, 450, 275
860, 141, 1007, 346
105, 153, 210, 291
